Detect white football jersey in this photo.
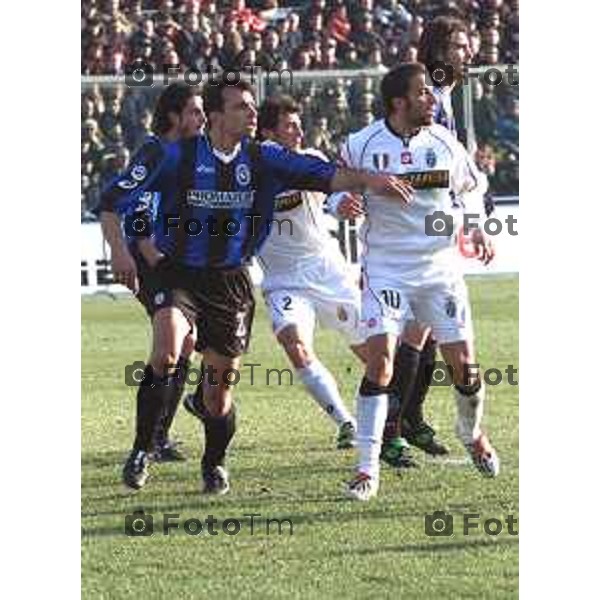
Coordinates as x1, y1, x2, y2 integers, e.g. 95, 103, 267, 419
258, 147, 347, 291
341, 119, 485, 285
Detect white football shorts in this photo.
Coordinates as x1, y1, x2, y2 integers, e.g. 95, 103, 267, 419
361, 275, 473, 344
263, 268, 365, 346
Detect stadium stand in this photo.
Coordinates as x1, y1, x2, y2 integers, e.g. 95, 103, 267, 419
81, 0, 519, 218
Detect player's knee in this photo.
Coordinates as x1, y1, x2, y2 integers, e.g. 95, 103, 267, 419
150, 349, 180, 377
181, 332, 197, 358
279, 335, 313, 369
203, 385, 233, 417
454, 355, 479, 387
402, 322, 430, 349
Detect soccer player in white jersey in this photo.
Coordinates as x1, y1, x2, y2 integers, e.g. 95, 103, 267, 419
256, 96, 368, 449
376, 16, 493, 462
342, 63, 499, 501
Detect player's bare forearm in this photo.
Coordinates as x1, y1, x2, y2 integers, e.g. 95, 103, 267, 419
137, 238, 164, 268
331, 168, 413, 205
100, 211, 139, 293
100, 211, 129, 257
471, 227, 495, 265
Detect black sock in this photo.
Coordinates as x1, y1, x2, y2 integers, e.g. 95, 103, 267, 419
133, 366, 172, 453
154, 356, 190, 448
383, 392, 401, 442
200, 402, 237, 469
455, 377, 481, 397
191, 360, 205, 405
383, 343, 421, 439
404, 336, 437, 426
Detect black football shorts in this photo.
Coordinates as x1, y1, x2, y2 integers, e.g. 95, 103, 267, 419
148, 259, 255, 358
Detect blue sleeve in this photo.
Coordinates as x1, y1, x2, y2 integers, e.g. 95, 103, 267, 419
123, 191, 159, 245
258, 142, 337, 193
100, 136, 176, 215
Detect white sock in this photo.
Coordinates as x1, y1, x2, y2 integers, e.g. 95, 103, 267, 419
356, 393, 388, 479
454, 381, 485, 444
296, 360, 355, 428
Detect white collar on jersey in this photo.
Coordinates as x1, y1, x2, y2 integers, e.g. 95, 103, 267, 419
211, 143, 242, 164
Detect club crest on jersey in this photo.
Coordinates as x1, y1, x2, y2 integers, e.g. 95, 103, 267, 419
425, 148, 437, 168
372, 153, 390, 170
131, 164, 148, 181
401, 151, 412, 165
235, 163, 251, 186
117, 179, 138, 190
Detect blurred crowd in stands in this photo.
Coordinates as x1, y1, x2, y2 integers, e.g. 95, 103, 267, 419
81, 0, 519, 219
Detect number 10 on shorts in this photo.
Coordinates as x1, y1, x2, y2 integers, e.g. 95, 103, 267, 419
381, 289, 401, 309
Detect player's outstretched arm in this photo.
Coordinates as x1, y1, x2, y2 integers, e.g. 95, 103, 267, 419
330, 168, 413, 205
327, 192, 365, 219
259, 142, 413, 205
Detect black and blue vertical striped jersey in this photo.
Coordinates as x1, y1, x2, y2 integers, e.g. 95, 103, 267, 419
109, 134, 163, 252
432, 86, 457, 135
101, 134, 337, 268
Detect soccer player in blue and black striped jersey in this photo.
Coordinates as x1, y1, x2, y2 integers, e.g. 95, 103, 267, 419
101, 77, 413, 494
123, 82, 205, 463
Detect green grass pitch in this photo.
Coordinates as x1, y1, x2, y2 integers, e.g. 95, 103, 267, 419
82, 275, 518, 599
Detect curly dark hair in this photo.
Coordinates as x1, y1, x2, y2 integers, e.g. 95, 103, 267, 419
152, 82, 201, 135
417, 15, 468, 73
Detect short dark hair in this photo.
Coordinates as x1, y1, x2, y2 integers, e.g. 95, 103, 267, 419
152, 82, 200, 135
201, 77, 255, 117
257, 95, 300, 139
418, 16, 468, 72
380, 62, 426, 115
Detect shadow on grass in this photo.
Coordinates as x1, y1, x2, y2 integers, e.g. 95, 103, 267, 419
81, 450, 352, 494
330, 535, 518, 557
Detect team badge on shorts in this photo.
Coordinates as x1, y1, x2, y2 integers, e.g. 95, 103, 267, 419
425, 148, 437, 168
445, 297, 457, 318
337, 305, 348, 322
154, 292, 165, 306
235, 163, 251, 186
367, 317, 378, 329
